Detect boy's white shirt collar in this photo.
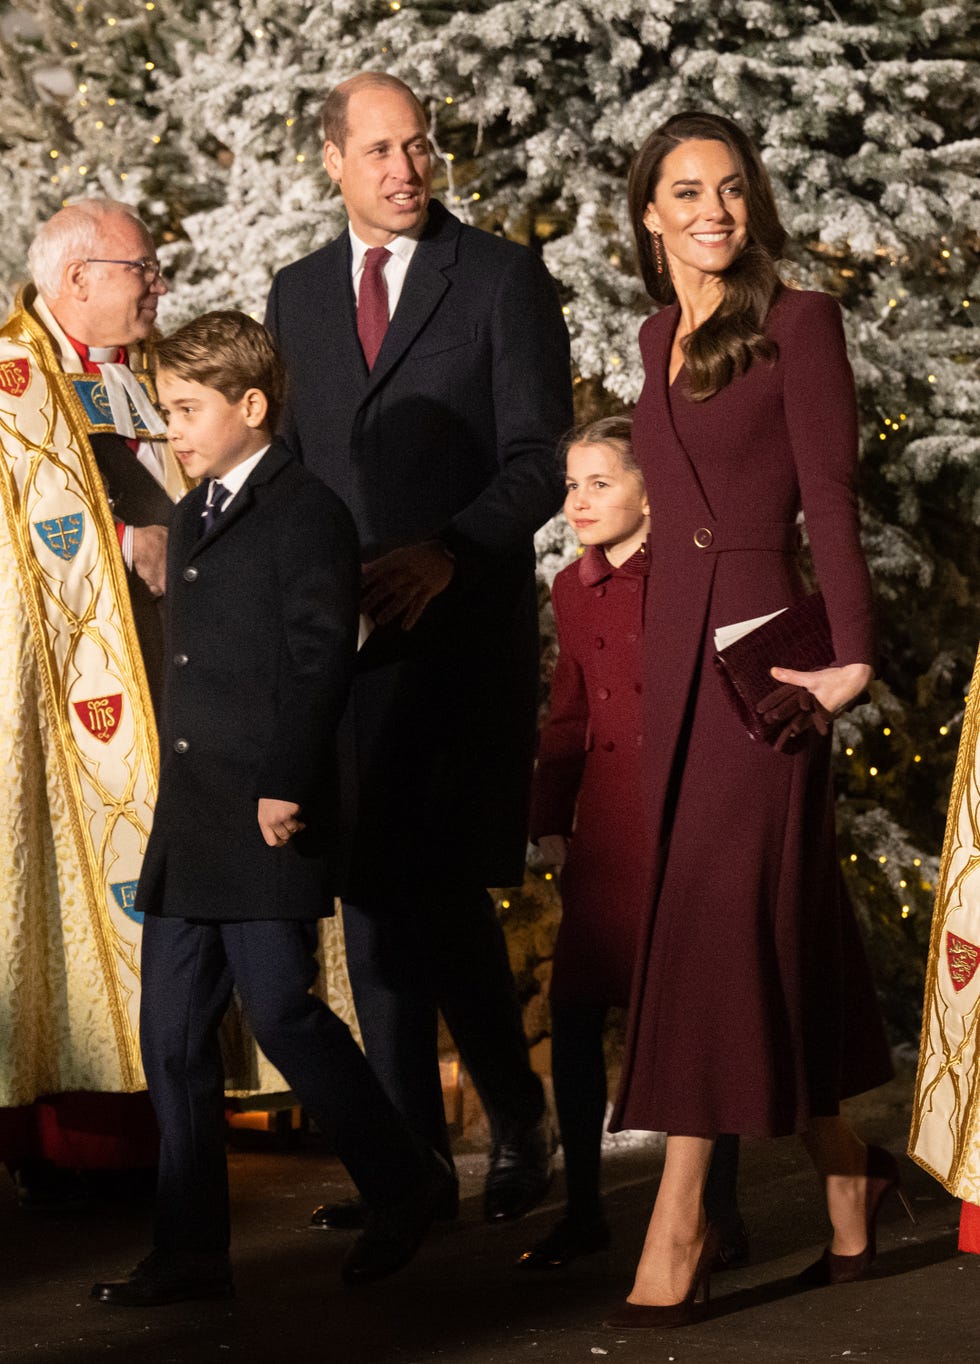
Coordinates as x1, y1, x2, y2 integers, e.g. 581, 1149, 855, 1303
207, 444, 269, 510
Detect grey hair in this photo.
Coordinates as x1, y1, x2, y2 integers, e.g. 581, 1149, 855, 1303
28, 198, 148, 298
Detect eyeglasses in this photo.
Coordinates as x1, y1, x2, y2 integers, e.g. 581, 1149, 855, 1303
84, 257, 163, 282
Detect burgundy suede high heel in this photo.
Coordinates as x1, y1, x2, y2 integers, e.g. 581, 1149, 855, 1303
798, 1145, 916, 1286
603, 1224, 721, 1329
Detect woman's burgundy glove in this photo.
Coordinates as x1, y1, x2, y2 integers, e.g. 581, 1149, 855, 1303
756, 683, 833, 752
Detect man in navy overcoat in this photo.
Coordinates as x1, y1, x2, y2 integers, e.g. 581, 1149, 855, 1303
266, 71, 573, 1224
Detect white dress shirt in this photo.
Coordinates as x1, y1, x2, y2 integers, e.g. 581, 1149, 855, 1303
205, 444, 269, 521
349, 226, 420, 318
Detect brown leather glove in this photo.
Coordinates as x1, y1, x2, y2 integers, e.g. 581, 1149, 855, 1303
756, 683, 832, 752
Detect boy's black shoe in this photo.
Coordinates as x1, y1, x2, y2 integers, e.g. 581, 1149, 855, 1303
483, 1117, 553, 1222
311, 1174, 460, 1230
341, 1153, 454, 1285
91, 1250, 234, 1306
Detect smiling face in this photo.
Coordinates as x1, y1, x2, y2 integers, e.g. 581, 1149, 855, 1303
72, 213, 168, 347
156, 371, 268, 482
323, 86, 432, 245
564, 441, 650, 567
642, 138, 749, 288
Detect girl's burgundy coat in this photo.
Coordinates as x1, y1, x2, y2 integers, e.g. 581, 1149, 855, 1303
530, 544, 650, 1006
611, 290, 891, 1137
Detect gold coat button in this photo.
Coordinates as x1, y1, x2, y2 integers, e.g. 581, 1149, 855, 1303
693, 527, 713, 548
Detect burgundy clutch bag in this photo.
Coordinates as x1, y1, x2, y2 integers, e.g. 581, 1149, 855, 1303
713, 592, 835, 745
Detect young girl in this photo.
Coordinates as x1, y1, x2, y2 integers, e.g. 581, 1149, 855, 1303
521, 416, 743, 1270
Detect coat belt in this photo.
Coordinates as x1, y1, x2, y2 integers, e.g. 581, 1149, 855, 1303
680, 521, 800, 554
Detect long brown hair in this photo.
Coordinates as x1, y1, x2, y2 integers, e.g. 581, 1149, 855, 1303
628, 112, 786, 401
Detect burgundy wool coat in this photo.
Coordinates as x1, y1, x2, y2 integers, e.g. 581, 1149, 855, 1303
530, 544, 650, 1007
610, 289, 892, 1138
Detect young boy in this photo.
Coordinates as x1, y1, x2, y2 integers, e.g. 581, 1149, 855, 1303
92, 311, 450, 1307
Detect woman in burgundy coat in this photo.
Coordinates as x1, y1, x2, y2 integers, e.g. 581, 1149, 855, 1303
522, 418, 743, 1271
604, 114, 897, 1329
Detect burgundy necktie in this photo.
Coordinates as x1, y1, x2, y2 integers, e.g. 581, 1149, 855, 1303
357, 246, 391, 371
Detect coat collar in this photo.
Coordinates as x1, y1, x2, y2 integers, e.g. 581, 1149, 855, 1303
647, 302, 716, 522
308, 200, 462, 402
363, 200, 460, 394
577, 541, 650, 587
181, 440, 294, 561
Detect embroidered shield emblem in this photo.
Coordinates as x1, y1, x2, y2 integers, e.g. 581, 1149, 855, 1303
33, 513, 85, 562
72, 693, 123, 744
0, 357, 29, 397
71, 373, 159, 437
946, 931, 980, 993
110, 880, 143, 925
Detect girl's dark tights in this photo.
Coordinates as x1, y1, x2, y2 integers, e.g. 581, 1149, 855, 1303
551, 1001, 609, 1223
550, 1000, 743, 1229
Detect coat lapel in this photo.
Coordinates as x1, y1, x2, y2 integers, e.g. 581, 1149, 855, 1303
185, 444, 292, 560
173, 484, 206, 566
307, 234, 369, 400
363, 202, 458, 397
648, 303, 717, 524
188, 482, 255, 557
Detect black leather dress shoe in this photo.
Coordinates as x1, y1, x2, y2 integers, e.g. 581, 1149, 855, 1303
484, 1118, 553, 1223
91, 1250, 233, 1307
341, 1153, 454, 1286
517, 1213, 611, 1269
312, 1175, 459, 1230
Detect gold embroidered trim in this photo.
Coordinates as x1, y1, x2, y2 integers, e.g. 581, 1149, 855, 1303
0, 291, 179, 1087
909, 644, 980, 1197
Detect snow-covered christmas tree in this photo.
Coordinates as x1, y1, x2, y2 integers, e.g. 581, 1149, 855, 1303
2, 0, 978, 1034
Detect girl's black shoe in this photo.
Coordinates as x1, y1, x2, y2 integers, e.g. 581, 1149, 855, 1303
517, 1213, 610, 1269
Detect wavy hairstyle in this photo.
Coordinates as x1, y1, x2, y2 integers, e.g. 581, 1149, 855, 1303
628, 112, 786, 401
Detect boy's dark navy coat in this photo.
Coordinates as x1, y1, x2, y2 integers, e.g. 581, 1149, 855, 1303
136, 440, 359, 922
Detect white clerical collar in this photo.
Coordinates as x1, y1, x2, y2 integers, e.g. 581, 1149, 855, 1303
348, 224, 422, 274
87, 345, 120, 363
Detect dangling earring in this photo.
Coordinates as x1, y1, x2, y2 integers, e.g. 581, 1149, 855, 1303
653, 231, 665, 276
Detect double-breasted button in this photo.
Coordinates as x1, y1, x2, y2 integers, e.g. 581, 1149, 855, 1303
597, 686, 610, 701
182, 566, 199, 582
594, 637, 605, 650
173, 653, 189, 668
693, 527, 714, 549
173, 738, 190, 754
602, 740, 616, 752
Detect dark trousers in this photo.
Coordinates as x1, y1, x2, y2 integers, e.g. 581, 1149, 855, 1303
140, 916, 426, 1254
551, 1002, 742, 1227
342, 888, 545, 1164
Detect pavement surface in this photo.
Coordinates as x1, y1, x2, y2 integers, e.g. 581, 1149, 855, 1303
0, 1068, 973, 1364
